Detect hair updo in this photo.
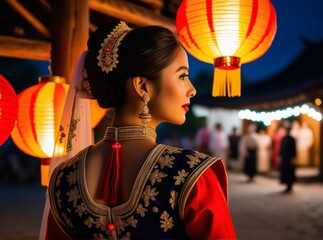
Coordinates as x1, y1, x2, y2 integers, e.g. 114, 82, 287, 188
83, 21, 181, 108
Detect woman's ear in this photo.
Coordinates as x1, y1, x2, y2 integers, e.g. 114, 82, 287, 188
132, 76, 148, 97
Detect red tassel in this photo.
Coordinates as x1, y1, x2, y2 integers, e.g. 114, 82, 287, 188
97, 141, 121, 206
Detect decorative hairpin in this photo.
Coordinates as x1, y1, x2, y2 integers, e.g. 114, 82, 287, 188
97, 21, 131, 74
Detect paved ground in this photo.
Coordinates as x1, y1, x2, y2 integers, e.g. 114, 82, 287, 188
229, 170, 323, 240
0, 170, 322, 240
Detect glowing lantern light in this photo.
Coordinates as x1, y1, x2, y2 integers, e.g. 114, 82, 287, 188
176, 0, 277, 97
11, 76, 107, 186
0, 75, 18, 145
11, 76, 68, 186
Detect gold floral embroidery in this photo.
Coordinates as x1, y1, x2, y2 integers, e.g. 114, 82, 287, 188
84, 216, 95, 228
62, 212, 73, 228
114, 216, 125, 233
120, 218, 130, 231
149, 169, 167, 185
125, 216, 138, 228
95, 216, 107, 231
141, 185, 159, 207
169, 191, 178, 209
193, 150, 208, 159
164, 146, 182, 155
136, 204, 148, 217
121, 232, 131, 240
158, 155, 175, 169
160, 211, 174, 232
56, 171, 64, 187
93, 233, 107, 240
53, 146, 210, 238
66, 169, 77, 186
55, 191, 62, 209
174, 169, 188, 185
75, 203, 86, 217
186, 154, 201, 168
66, 186, 80, 207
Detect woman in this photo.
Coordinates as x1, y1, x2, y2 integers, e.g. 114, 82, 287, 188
43, 21, 236, 239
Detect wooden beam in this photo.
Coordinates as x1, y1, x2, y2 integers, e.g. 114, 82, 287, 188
0, 35, 50, 60
5, 0, 51, 38
89, 0, 176, 32
38, 0, 51, 11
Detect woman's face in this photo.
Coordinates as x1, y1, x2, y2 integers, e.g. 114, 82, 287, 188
149, 47, 196, 126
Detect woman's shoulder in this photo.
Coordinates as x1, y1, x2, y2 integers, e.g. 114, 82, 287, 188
161, 144, 222, 168
163, 144, 215, 156
50, 146, 92, 181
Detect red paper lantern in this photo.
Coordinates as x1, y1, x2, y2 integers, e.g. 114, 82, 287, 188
176, 0, 277, 97
10, 76, 69, 186
0, 75, 18, 145
11, 76, 106, 186
11, 76, 69, 159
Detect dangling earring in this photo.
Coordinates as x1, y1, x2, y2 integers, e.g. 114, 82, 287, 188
139, 93, 152, 133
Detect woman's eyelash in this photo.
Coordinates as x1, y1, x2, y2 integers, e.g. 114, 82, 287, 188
180, 74, 189, 79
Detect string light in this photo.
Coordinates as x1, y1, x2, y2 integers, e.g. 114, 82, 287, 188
238, 104, 322, 126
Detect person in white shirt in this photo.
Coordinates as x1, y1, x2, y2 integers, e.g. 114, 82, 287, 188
257, 128, 272, 173
208, 122, 229, 160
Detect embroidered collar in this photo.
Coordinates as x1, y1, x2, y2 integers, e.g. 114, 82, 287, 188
103, 126, 157, 143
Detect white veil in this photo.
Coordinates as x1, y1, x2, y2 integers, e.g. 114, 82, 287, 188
39, 51, 94, 239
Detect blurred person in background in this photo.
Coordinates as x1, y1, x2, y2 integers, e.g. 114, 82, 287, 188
240, 123, 258, 182
194, 119, 211, 155
208, 122, 229, 160
279, 121, 297, 193
257, 128, 272, 174
271, 122, 286, 169
228, 127, 241, 171
297, 121, 313, 166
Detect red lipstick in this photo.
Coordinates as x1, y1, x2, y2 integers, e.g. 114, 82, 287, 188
182, 103, 190, 112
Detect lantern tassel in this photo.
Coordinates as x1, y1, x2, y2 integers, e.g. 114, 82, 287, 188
213, 56, 241, 97
212, 68, 241, 97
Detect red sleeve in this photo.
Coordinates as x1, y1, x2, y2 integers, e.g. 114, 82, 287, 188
183, 167, 236, 240
45, 210, 69, 240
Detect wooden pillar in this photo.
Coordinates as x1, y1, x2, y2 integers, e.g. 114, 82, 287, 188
51, 0, 89, 83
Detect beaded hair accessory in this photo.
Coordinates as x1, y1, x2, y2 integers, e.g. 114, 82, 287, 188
97, 21, 131, 74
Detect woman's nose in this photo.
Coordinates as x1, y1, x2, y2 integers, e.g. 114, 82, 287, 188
188, 80, 196, 98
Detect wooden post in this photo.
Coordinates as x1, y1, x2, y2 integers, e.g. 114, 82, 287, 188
51, 0, 89, 83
